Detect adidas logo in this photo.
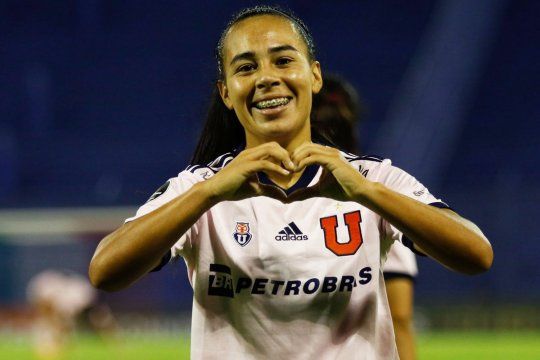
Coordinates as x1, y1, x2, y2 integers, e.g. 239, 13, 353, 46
275, 222, 308, 241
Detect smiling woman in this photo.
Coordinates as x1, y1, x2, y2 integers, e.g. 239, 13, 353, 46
88, 5, 493, 360
217, 15, 321, 152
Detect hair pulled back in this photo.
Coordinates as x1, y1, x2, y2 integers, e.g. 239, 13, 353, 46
191, 5, 337, 165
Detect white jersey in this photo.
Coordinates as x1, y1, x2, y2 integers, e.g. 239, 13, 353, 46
126, 150, 448, 360
383, 242, 418, 278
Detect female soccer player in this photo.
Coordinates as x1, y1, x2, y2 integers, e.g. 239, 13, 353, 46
89, 6, 493, 359
312, 74, 418, 360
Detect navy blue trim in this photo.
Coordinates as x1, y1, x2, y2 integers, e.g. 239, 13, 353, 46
401, 201, 454, 256
402, 235, 427, 257
150, 251, 172, 272
146, 180, 171, 203
257, 164, 319, 195
186, 151, 237, 175
343, 154, 384, 163
187, 164, 202, 173
208, 152, 233, 168
383, 272, 416, 282
360, 155, 383, 163
429, 201, 452, 211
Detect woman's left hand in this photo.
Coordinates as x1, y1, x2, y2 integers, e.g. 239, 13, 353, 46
288, 142, 374, 202
288, 144, 493, 274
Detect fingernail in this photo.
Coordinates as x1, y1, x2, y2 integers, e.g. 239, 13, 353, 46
288, 160, 295, 169
283, 169, 290, 175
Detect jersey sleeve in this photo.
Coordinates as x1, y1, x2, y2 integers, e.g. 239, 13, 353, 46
125, 171, 203, 267
375, 159, 450, 256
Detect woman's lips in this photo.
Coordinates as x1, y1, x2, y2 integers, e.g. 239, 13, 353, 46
253, 103, 289, 116
252, 97, 292, 117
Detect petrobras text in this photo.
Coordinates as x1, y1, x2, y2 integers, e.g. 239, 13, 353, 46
207, 263, 372, 298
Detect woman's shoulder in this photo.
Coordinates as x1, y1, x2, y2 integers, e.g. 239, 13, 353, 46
181, 151, 236, 181
340, 151, 385, 164
338, 150, 397, 180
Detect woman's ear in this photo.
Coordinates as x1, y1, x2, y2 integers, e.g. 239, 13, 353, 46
311, 61, 323, 94
217, 80, 234, 109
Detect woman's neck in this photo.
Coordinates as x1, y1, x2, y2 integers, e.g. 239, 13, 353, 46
267, 167, 305, 190
245, 124, 312, 153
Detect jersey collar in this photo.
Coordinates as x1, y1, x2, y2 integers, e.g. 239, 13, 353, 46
232, 143, 321, 195
257, 164, 320, 195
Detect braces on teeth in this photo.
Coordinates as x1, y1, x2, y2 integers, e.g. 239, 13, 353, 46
256, 98, 290, 109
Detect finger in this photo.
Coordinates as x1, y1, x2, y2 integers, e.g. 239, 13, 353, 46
292, 143, 334, 168
295, 154, 331, 172
290, 142, 316, 162
290, 142, 329, 157
245, 142, 295, 171
245, 159, 290, 177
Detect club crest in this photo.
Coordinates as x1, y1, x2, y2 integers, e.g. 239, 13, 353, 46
233, 222, 252, 246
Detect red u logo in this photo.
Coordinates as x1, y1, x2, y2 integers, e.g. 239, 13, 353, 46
320, 210, 363, 256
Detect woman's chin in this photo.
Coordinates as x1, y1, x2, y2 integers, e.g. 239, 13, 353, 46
256, 122, 310, 144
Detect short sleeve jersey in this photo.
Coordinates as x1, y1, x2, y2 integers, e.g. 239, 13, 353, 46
383, 241, 418, 278
126, 150, 448, 360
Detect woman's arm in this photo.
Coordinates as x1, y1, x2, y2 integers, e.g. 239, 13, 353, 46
290, 143, 493, 275
358, 183, 492, 274
89, 182, 216, 291
89, 142, 294, 291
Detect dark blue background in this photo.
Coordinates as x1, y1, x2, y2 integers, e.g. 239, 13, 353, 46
1, 0, 538, 308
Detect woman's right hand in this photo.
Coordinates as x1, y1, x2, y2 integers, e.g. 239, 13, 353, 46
203, 142, 295, 202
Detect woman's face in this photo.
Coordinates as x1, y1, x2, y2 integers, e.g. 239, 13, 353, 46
218, 15, 323, 147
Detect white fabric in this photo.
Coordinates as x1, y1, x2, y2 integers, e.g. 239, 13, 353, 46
127, 152, 444, 359
383, 241, 418, 277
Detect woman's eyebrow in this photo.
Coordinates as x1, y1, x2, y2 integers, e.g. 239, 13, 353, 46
230, 51, 255, 66
229, 45, 299, 66
268, 45, 298, 54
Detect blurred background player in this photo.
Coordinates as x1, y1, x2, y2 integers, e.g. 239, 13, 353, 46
26, 269, 117, 359
312, 74, 417, 360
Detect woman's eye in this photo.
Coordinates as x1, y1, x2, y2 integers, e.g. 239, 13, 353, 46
237, 64, 256, 72
276, 57, 292, 65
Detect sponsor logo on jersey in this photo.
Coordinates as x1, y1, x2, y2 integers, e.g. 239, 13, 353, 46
200, 170, 211, 179
275, 222, 308, 241
358, 165, 369, 177
233, 222, 252, 246
320, 211, 364, 256
413, 189, 425, 196
207, 263, 372, 298
208, 263, 234, 298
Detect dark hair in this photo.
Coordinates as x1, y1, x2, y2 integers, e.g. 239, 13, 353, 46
191, 5, 329, 164
215, 5, 317, 80
311, 74, 365, 153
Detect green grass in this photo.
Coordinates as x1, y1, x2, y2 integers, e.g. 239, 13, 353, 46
418, 331, 540, 360
1, 331, 538, 359
0, 333, 191, 360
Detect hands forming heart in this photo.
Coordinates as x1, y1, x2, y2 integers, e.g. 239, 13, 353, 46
204, 142, 374, 204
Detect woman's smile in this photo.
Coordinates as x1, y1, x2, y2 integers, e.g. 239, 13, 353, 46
218, 15, 322, 149
252, 96, 293, 117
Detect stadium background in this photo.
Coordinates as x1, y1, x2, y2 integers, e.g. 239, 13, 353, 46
0, 0, 539, 358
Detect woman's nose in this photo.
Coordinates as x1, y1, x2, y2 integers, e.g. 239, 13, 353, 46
255, 70, 280, 90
